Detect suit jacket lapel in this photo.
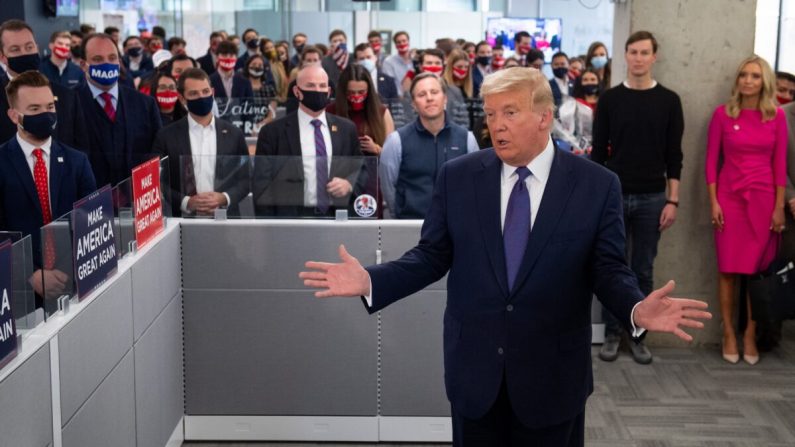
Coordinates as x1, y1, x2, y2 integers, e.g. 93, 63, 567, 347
7, 139, 42, 219
327, 115, 343, 156
285, 113, 304, 182
474, 152, 509, 298
511, 148, 575, 296
48, 142, 66, 212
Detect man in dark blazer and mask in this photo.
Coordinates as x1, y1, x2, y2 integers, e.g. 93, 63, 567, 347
153, 68, 250, 217
300, 67, 711, 446
253, 64, 363, 217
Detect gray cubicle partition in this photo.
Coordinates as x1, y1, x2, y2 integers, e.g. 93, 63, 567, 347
0, 344, 53, 447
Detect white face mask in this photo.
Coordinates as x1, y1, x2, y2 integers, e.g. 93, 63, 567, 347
358, 58, 376, 73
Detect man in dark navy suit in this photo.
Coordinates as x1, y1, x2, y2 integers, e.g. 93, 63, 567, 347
0, 71, 96, 304
353, 43, 398, 101
209, 40, 253, 100
300, 67, 711, 446
75, 33, 162, 187
549, 52, 575, 108
0, 20, 88, 151
197, 31, 224, 77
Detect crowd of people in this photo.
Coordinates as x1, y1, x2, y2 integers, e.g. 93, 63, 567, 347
0, 18, 794, 365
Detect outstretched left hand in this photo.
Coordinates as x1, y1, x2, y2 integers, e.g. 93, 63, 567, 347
633, 280, 712, 342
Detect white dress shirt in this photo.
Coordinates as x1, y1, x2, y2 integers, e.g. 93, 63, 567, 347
181, 114, 230, 213
554, 76, 570, 97
17, 134, 53, 206
297, 108, 333, 207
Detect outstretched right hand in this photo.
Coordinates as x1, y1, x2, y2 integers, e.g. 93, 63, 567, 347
299, 244, 371, 298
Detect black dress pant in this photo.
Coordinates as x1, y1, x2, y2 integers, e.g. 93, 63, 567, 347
451, 378, 585, 447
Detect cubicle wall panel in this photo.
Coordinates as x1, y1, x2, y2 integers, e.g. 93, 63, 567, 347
58, 270, 134, 426
379, 224, 447, 290
134, 293, 184, 447
184, 289, 377, 415
61, 351, 136, 447
0, 344, 53, 447
181, 222, 379, 290
131, 226, 181, 340
379, 290, 450, 416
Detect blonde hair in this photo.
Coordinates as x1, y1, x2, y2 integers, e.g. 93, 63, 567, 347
443, 49, 473, 98
726, 55, 777, 121
480, 66, 554, 114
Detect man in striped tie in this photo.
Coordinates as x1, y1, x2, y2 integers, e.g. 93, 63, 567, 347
0, 71, 96, 306
300, 67, 711, 446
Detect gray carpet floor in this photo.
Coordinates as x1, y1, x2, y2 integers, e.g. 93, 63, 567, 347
183, 322, 795, 447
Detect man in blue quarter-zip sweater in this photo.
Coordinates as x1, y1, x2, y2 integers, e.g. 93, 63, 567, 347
380, 72, 479, 218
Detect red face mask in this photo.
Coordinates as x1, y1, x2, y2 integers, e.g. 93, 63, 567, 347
492, 56, 505, 70
422, 65, 443, 74
453, 67, 469, 80
518, 44, 532, 54
468, 53, 475, 64
53, 45, 71, 60
396, 43, 410, 54
777, 96, 793, 105
218, 57, 237, 71
348, 93, 367, 111
371, 42, 382, 53
150, 43, 163, 52
156, 90, 179, 109
568, 68, 581, 79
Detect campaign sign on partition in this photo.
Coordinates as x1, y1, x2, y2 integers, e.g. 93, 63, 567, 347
131, 157, 164, 249
0, 240, 18, 370
73, 185, 117, 300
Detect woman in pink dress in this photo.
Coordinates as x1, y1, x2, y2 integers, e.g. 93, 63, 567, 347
706, 55, 788, 365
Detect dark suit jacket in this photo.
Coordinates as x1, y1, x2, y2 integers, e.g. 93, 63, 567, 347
0, 74, 89, 153
209, 72, 254, 99
0, 137, 96, 268
365, 147, 644, 429
321, 54, 350, 86
153, 116, 250, 217
197, 50, 217, 76
376, 72, 398, 100
550, 77, 575, 108
121, 54, 154, 80
76, 82, 163, 187
253, 111, 364, 216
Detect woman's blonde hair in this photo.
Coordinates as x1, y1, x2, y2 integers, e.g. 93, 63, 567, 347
479, 66, 554, 114
726, 55, 777, 121
443, 49, 473, 98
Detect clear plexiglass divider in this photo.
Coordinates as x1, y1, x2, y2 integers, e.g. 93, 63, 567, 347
177, 155, 382, 219
0, 232, 36, 331
40, 155, 171, 320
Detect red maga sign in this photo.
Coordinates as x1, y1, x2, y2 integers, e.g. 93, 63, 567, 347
131, 158, 164, 249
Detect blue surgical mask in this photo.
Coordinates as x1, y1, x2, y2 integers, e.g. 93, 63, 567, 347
186, 95, 215, 116
89, 63, 120, 86
358, 58, 376, 73
590, 56, 608, 69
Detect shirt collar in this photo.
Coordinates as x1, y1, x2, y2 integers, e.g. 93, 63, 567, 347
297, 107, 328, 128
187, 113, 215, 130
16, 133, 53, 159
501, 137, 554, 184
88, 80, 119, 101
414, 113, 450, 134
622, 79, 658, 90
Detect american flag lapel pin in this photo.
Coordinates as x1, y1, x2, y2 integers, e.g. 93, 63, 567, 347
58, 157, 64, 163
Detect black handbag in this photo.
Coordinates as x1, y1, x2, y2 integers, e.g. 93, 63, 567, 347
749, 258, 795, 322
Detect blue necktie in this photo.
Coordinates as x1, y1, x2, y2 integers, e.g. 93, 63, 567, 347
504, 167, 532, 291
311, 119, 330, 213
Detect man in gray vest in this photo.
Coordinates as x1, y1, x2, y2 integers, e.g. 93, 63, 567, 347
380, 72, 478, 219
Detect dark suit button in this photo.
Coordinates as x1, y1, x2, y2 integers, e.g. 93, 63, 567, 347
497, 347, 504, 355
506, 304, 514, 312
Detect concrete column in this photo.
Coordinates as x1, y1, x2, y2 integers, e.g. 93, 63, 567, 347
612, 0, 758, 346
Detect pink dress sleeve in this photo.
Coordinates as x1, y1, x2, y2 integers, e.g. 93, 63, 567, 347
705, 105, 723, 184
773, 108, 788, 187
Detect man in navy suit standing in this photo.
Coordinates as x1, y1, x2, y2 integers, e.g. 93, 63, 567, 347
0, 71, 96, 304
76, 33, 162, 187
300, 67, 711, 446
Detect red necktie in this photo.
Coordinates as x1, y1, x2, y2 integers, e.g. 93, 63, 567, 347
100, 92, 116, 122
33, 148, 56, 269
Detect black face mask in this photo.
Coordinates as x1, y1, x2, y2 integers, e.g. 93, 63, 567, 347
552, 67, 569, 79
7, 53, 41, 74
186, 95, 215, 116
295, 44, 305, 54
476, 56, 491, 66
297, 88, 328, 112
19, 111, 57, 140
127, 47, 143, 58
582, 84, 599, 95
246, 38, 259, 50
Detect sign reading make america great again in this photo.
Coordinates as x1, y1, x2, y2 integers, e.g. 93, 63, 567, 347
132, 157, 164, 250
73, 185, 117, 300
0, 240, 18, 370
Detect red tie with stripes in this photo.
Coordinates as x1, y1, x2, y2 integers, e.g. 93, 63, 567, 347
33, 148, 56, 269
100, 91, 116, 122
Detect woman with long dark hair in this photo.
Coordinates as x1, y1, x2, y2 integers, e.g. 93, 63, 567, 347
585, 41, 611, 91
150, 71, 186, 126
327, 64, 395, 217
